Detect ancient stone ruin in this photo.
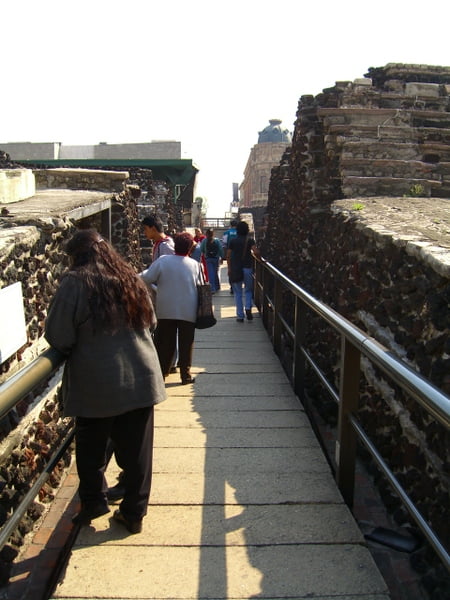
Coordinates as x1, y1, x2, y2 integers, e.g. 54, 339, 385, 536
262, 64, 450, 591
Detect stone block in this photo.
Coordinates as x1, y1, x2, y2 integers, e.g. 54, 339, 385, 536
353, 77, 373, 87
384, 79, 405, 92
0, 169, 35, 203
405, 82, 440, 98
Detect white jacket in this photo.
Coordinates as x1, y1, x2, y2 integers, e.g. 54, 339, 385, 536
141, 254, 200, 322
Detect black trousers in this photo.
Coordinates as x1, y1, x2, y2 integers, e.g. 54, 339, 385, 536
75, 406, 154, 521
153, 319, 195, 379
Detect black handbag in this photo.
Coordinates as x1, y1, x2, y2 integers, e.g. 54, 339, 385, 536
229, 235, 248, 283
195, 267, 217, 329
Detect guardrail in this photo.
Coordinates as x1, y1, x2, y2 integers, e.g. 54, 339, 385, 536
0, 348, 68, 552
200, 218, 229, 229
253, 257, 450, 572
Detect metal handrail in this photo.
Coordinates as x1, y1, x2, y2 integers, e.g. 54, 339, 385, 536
256, 259, 450, 429
0, 347, 65, 419
0, 347, 67, 552
0, 427, 74, 551
254, 256, 450, 572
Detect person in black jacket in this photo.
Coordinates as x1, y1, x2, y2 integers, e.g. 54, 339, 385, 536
200, 229, 223, 293
226, 221, 259, 322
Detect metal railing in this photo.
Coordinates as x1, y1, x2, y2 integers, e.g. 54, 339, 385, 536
253, 257, 450, 572
0, 347, 68, 552
200, 218, 229, 229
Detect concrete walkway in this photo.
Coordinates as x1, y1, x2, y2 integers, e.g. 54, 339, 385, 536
50, 267, 390, 600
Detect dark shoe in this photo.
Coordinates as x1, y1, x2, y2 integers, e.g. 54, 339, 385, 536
181, 376, 195, 384
169, 366, 177, 373
72, 503, 110, 526
236, 318, 244, 323
106, 482, 125, 502
113, 509, 143, 534
245, 309, 253, 321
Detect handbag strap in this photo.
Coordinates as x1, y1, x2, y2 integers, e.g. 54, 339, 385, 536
197, 265, 206, 285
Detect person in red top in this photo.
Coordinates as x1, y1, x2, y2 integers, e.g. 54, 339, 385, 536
193, 227, 208, 281
194, 228, 205, 243
142, 215, 175, 261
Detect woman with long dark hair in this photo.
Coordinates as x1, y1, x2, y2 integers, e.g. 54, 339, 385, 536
45, 229, 166, 534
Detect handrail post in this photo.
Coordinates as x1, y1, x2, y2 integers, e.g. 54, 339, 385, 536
253, 258, 262, 311
293, 297, 307, 400
336, 337, 361, 507
261, 264, 270, 329
273, 279, 283, 356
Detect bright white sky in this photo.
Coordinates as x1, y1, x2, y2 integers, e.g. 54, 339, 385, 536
2, 0, 449, 216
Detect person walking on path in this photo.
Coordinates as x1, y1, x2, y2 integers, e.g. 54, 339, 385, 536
141, 232, 200, 384
227, 221, 259, 322
142, 214, 175, 261
194, 227, 205, 246
222, 219, 238, 253
200, 228, 223, 293
44, 229, 166, 534
193, 227, 208, 279
222, 219, 238, 293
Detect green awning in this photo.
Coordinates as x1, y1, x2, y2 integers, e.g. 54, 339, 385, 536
18, 158, 199, 187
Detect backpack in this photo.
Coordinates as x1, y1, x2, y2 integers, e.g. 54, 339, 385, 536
206, 240, 218, 258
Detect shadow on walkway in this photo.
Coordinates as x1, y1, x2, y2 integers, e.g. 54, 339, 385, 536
12, 267, 391, 600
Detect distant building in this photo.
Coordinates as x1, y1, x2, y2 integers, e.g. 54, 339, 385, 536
239, 119, 291, 209
0, 140, 181, 161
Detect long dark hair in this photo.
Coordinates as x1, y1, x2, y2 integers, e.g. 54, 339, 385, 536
65, 229, 153, 332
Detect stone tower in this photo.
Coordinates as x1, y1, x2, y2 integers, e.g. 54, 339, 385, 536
239, 119, 292, 210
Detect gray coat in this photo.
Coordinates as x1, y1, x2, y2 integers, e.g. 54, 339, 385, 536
45, 273, 166, 418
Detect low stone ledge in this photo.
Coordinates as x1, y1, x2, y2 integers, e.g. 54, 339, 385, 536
34, 168, 129, 193
331, 197, 450, 278
0, 189, 112, 226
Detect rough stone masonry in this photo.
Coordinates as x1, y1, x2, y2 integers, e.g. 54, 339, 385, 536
261, 63, 450, 584
0, 164, 146, 584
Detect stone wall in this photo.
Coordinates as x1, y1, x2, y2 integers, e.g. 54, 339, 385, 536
0, 169, 145, 582
262, 64, 450, 581
34, 168, 129, 193
0, 218, 75, 582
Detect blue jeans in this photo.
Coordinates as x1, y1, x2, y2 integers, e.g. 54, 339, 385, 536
232, 267, 253, 319
206, 257, 220, 292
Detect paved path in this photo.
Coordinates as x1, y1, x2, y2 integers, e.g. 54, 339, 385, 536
50, 269, 390, 600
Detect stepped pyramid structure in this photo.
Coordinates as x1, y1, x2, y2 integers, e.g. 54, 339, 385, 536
291, 63, 450, 202
261, 68, 450, 576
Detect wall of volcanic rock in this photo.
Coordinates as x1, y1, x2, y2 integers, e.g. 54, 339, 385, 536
0, 172, 144, 583
261, 64, 450, 566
